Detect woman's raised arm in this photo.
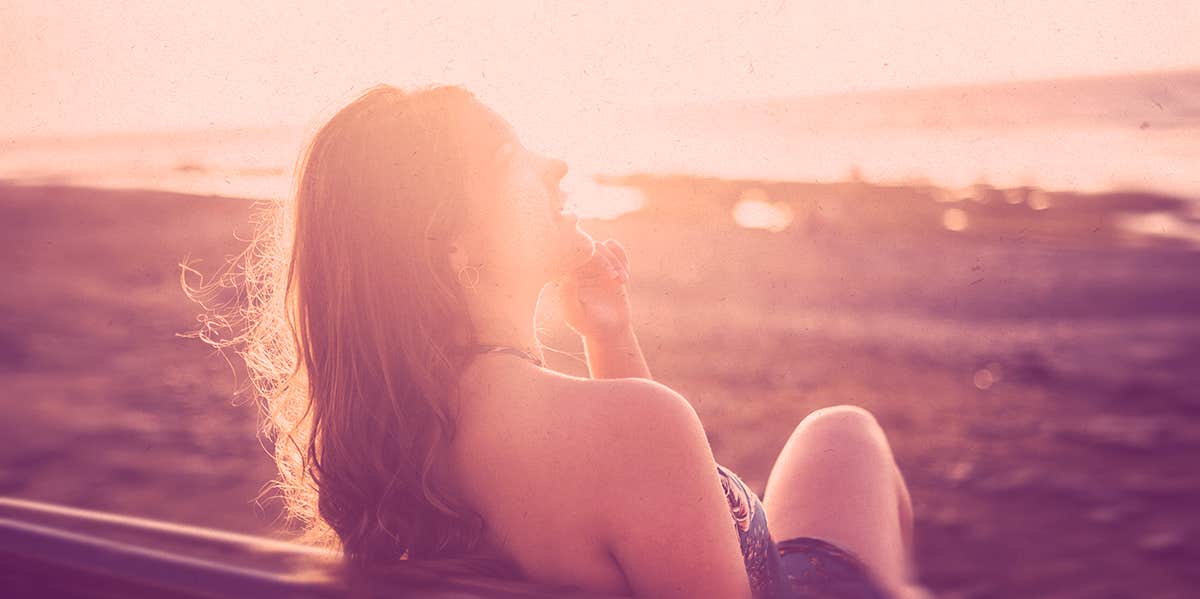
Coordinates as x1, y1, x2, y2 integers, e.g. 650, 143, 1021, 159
557, 238, 652, 380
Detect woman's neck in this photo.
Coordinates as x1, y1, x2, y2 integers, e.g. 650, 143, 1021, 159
461, 283, 544, 364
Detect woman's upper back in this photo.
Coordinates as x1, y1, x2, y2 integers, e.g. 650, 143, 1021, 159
443, 360, 755, 598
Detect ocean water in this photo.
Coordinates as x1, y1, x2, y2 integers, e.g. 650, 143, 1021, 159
2, 69, 1197, 221
582, 69, 1200, 198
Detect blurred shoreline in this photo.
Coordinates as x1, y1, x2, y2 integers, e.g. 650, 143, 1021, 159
604, 172, 1200, 250
4, 68, 1198, 218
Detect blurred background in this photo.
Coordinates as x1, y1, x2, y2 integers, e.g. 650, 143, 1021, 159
2, 2, 1198, 597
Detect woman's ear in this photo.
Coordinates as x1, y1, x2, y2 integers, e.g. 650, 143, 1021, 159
446, 235, 470, 274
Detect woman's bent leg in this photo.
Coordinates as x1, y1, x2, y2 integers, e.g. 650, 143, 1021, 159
762, 405, 924, 597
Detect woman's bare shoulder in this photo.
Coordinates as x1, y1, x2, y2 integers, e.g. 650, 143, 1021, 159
460, 362, 690, 430
544, 376, 752, 598
452, 371, 748, 596
545, 375, 700, 442
456, 370, 703, 485
535, 374, 713, 491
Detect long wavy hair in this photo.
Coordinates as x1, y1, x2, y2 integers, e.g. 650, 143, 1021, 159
183, 85, 589, 596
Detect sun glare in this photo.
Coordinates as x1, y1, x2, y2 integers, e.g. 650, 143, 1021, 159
561, 174, 646, 220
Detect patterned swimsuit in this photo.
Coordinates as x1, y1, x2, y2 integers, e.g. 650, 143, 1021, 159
716, 464, 894, 599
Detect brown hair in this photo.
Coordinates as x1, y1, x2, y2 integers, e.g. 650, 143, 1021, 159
183, 85, 592, 595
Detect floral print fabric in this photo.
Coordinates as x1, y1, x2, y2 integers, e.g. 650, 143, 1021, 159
717, 464, 781, 597
716, 464, 894, 599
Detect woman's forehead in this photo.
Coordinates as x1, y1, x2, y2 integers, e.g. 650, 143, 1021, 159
462, 99, 512, 136
455, 102, 518, 161
484, 124, 523, 165
454, 105, 520, 194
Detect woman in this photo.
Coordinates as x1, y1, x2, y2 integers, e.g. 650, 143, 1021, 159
191, 84, 929, 598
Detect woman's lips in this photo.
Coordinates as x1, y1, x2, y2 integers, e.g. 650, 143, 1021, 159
552, 194, 578, 224
553, 208, 579, 224
551, 190, 573, 220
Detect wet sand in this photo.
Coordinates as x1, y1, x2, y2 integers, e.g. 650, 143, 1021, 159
2, 181, 1198, 598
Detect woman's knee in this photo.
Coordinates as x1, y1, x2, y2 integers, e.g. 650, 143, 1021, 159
769, 405, 919, 591
792, 404, 891, 457
773, 403, 908, 514
795, 405, 915, 554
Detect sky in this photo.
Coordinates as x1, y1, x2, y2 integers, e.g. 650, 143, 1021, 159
2, 0, 1198, 140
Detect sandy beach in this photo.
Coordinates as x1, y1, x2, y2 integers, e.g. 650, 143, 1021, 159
2, 180, 1198, 598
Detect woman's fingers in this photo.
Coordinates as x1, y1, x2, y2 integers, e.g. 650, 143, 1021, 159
576, 241, 617, 279
570, 239, 627, 283
601, 240, 629, 282
604, 239, 629, 271
593, 243, 624, 280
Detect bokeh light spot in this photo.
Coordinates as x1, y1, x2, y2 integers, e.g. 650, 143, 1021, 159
973, 368, 995, 390
942, 208, 969, 232
733, 188, 794, 232
1028, 190, 1052, 211
973, 363, 1002, 390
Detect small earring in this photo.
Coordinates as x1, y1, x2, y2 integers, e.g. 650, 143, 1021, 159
456, 264, 481, 291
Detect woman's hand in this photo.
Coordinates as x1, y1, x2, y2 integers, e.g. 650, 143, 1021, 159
554, 239, 633, 340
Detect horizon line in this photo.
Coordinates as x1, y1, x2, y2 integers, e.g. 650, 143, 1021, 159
6, 64, 1198, 142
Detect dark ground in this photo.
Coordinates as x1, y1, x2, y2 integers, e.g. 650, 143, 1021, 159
2, 180, 1198, 598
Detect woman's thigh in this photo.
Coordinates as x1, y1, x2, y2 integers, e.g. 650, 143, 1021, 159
762, 405, 915, 593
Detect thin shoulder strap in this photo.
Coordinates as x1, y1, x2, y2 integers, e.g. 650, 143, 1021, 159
469, 344, 544, 367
